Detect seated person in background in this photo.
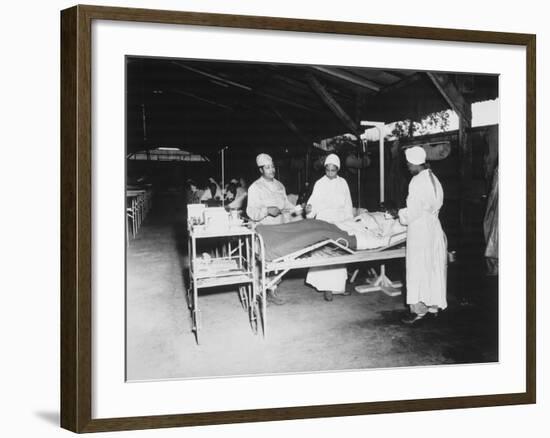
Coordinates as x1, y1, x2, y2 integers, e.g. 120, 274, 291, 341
236, 177, 248, 199
224, 182, 236, 201
200, 179, 222, 202
185, 179, 202, 204
224, 183, 237, 203
305, 153, 353, 302
238, 177, 248, 193
226, 182, 248, 210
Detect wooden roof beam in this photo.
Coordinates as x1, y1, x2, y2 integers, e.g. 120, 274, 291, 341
172, 61, 252, 91
307, 73, 361, 136
312, 66, 381, 92
270, 105, 312, 148
173, 61, 321, 113
256, 90, 321, 112
377, 72, 423, 95
426, 72, 473, 236
426, 72, 471, 124
171, 89, 235, 111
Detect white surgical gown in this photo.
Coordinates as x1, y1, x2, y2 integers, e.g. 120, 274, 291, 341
398, 169, 447, 310
246, 177, 295, 225
305, 175, 354, 293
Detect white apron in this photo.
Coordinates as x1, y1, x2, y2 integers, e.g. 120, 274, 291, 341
305, 176, 353, 293
399, 169, 447, 309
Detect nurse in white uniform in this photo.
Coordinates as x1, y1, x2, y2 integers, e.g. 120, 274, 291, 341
247, 153, 296, 305
398, 146, 448, 324
305, 154, 354, 301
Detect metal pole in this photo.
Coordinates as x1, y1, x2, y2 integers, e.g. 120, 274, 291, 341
360, 121, 385, 205
357, 168, 361, 209
221, 147, 225, 208
379, 128, 384, 204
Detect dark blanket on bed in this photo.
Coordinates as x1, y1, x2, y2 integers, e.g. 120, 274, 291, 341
256, 219, 357, 261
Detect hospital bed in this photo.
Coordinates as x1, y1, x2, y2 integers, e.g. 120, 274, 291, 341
252, 219, 407, 337
246, 120, 408, 337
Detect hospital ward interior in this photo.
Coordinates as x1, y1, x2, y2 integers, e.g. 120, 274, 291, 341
125, 57, 499, 380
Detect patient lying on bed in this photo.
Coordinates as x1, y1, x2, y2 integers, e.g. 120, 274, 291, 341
336, 211, 407, 250
255, 211, 406, 261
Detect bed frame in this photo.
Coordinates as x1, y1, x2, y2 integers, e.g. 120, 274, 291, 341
253, 231, 407, 337
249, 121, 407, 337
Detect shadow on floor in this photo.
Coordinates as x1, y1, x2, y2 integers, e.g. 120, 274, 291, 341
34, 411, 59, 427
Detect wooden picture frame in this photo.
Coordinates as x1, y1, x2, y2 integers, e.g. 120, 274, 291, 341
60, 4, 536, 433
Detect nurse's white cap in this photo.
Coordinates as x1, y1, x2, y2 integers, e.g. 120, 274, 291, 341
256, 153, 273, 167
324, 153, 340, 169
405, 146, 426, 165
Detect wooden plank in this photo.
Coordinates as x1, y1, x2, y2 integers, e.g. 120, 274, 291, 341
306, 73, 361, 135
458, 116, 472, 185
525, 33, 536, 405
60, 6, 78, 433
60, 5, 93, 433
78, 5, 535, 47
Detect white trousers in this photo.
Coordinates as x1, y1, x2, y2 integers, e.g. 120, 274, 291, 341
306, 266, 347, 293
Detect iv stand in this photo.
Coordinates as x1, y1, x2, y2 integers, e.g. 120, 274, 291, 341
353, 121, 403, 297
219, 146, 228, 208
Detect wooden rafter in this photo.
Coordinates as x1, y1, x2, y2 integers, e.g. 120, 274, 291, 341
172, 89, 234, 111
257, 90, 321, 113
270, 106, 311, 148
377, 72, 424, 95
426, 72, 471, 123
172, 62, 252, 90
312, 66, 381, 92
306, 73, 361, 136
172, 61, 321, 113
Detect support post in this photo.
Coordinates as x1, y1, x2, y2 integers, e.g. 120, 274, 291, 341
307, 73, 361, 136
426, 72, 473, 237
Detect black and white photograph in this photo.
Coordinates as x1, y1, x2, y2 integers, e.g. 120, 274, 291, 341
125, 57, 500, 381
4, 0, 546, 436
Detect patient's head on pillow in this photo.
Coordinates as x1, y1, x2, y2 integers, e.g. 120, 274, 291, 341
379, 200, 398, 218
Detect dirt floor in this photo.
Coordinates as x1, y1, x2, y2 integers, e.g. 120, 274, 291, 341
126, 193, 498, 381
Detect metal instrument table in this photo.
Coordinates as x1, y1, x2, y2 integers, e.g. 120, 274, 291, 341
187, 224, 260, 344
